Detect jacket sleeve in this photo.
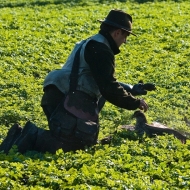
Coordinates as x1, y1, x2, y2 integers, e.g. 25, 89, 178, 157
84, 40, 140, 110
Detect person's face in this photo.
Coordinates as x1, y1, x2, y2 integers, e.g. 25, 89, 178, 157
113, 29, 130, 48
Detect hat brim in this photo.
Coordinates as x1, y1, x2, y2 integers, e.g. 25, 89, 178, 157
98, 19, 137, 37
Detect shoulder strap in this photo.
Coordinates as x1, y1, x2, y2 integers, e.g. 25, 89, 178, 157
69, 40, 86, 92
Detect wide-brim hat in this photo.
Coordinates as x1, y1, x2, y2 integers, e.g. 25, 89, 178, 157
98, 9, 136, 37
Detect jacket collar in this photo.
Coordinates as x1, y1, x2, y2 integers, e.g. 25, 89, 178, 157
99, 30, 120, 55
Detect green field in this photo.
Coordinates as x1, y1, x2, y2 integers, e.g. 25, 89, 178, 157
0, 0, 190, 189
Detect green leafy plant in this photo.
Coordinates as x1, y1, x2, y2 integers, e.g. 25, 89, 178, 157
0, 0, 190, 189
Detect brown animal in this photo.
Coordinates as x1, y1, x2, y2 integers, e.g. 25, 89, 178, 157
132, 110, 187, 144
184, 116, 190, 127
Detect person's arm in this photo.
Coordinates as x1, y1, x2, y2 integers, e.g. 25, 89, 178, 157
84, 40, 141, 110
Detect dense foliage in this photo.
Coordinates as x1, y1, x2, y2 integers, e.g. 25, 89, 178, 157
0, 0, 190, 189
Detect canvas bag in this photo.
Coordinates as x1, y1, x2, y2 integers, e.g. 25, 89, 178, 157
49, 40, 99, 144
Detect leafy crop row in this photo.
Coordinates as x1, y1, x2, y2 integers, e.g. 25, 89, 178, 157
0, 135, 190, 189
0, 0, 190, 189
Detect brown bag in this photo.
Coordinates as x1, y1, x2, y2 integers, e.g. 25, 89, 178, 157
49, 90, 99, 144
64, 90, 98, 121
64, 90, 99, 144
50, 41, 99, 144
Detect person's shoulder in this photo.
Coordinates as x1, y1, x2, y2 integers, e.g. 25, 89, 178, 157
85, 39, 111, 52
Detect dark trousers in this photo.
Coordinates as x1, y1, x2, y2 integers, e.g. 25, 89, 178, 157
41, 86, 99, 152
41, 83, 132, 152
42, 105, 92, 152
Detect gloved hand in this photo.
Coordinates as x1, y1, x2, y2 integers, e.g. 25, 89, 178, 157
131, 80, 156, 96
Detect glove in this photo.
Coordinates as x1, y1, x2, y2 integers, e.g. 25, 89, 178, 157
143, 83, 156, 91
132, 81, 156, 96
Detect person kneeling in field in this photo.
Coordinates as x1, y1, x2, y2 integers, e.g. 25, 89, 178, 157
0, 9, 156, 154
40, 9, 155, 152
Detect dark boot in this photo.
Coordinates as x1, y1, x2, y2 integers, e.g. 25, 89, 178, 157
0, 123, 22, 154
14, 121, 38, 154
